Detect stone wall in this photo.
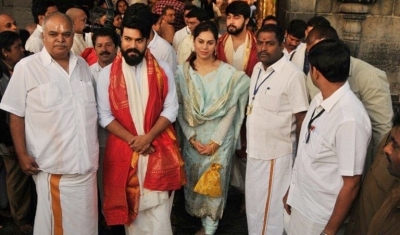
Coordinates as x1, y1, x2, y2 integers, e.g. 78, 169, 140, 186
278, 0, 400, 96
0, 0, 33, 28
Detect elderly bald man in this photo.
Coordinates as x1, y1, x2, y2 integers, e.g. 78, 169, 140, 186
66, 8, 93, 55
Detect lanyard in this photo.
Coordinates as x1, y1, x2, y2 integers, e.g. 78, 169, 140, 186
252, 69, 275, 98
246, 69, 275, 115
306, 108, 325, 143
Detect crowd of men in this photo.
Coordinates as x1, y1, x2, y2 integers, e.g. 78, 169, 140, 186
0, 0, 398, 234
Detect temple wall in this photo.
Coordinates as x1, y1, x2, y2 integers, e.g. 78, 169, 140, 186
278, 0, 400, 97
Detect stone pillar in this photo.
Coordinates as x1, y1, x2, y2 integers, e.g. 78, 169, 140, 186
256, 0, 276, 29
339, 3, 369, 56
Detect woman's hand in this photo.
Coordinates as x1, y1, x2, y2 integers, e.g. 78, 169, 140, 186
192, 140, 207, 153
198, 141, 220, 156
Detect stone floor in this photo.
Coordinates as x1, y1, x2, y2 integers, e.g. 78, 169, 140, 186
0, 187, 248, 235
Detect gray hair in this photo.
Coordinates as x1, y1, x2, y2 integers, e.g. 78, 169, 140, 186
42, 12, 73, 32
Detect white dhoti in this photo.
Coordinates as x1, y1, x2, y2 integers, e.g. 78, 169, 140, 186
245, 154, 293, 235
32, 171, 98, 235
124, 154, 174, 235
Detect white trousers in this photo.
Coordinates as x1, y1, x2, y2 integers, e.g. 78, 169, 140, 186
245, 154, 293, 235
33, 171, 98, 235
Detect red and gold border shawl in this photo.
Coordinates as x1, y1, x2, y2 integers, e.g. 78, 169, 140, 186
103, 51, 185, 225
216, 31, 259, 77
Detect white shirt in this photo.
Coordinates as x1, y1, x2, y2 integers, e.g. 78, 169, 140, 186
246, 56, 309, 160
287, 42, 306, 71
0, 48, 99, 174
25, 25, 43, 53
148, 31, 178, 73
71, 33, 93, 56
173, 26, 190, 52
96, 58, 178, 128
232, 42, 246, 71
90, 62, 108, 148
287, 82, 371, 224
177, 34, 194, 65
89, 62, 102, 83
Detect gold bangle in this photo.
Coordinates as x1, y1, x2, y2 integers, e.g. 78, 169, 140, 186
209, 140, 219, 155
189, 137, 195, 147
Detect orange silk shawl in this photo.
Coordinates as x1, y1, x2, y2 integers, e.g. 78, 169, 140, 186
103, 51, 185, 225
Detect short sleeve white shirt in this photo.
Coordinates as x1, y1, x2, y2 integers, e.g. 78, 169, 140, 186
246, 56, 309, 160
0, 48, 99, 174
287, 82, 372, 224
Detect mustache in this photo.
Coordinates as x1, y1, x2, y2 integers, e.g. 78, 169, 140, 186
124, 48, 141, 55
258, 52, 269, 56
100, 51, 111, 56
54, 43, 67, 47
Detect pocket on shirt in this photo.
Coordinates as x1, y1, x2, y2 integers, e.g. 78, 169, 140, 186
261, 93, 280, 113
80, 81, 96, 103
304, 130, 334, 159
38, 82, 62, 107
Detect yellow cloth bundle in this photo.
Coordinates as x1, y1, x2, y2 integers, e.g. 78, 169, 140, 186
194, 163, 222, 197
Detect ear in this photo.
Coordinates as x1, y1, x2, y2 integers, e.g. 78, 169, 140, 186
1, 48, 7, 57
38, 15, 45, 24
245, 17, 249, 26
310, 66, 320, 80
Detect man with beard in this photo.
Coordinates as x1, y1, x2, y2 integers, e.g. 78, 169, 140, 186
246, 24, 308, 235
216, 0, 258, 77
96, 9, 185, 235
215, 0, 257, 201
